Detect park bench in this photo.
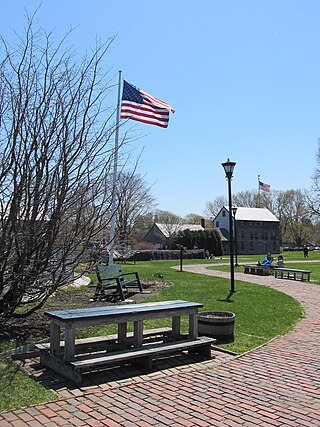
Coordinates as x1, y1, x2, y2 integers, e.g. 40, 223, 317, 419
274, 267, 311, 282
244, 264, 270, 276
91, 264, 144, 301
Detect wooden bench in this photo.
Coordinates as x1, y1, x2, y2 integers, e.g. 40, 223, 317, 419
91, 264, 145, 301
244, 265, 270, 276
68, 336, 215, 383
274, 268, 311, 282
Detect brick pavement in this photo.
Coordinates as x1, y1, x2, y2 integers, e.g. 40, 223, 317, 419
1, 265, 320, 426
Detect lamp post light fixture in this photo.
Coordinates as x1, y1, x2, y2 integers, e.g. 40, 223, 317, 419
232, 207, 239, 267
221, 158, 236, 293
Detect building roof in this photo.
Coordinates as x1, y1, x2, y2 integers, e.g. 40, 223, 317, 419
225, 207, 279, 222
155, 223, 204, 238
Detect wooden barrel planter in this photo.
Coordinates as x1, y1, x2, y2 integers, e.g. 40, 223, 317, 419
198, 311, 235, 343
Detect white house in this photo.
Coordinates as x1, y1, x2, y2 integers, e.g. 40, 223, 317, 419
213, 206, 280, 255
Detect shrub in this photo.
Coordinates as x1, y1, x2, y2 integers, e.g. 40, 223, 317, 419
128, 249, 206, 261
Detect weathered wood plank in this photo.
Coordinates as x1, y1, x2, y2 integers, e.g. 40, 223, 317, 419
44, 301, 202, 331
133, 320, 144, 347
70, 336, 216, 370
35, 327, 173, 352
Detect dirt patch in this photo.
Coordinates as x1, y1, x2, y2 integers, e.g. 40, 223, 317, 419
0, 281, 172, 347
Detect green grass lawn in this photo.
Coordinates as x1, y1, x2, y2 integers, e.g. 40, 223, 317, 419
0, 253, 310, 412
0, 360, 57, 412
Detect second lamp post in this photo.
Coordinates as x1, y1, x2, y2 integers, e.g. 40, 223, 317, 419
232, 207, 239, 267
221, 158, 236, 293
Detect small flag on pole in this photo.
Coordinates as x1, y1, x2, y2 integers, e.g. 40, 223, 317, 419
120, 80, 175, 128
259, 180, 270, 192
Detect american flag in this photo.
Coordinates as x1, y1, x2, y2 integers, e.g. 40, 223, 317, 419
120, 80, 175, 128
259, 180, 271, 192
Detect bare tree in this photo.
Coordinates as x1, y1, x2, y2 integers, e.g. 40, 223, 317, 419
233, 190, 260, 207
309, 140, 320, 215
203, 196, 226, 219
0, 14, 120, 318
282, 190, 312, 246
184, 213, 203, 224
115, 172, 156, 246
154, 210, 184, 249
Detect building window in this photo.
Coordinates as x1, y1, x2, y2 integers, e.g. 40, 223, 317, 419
241, 241, 245, 250
222, 210, 226, 217
216, 221, 219, 227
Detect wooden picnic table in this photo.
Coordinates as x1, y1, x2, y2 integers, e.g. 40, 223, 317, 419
37, 300, 215, 383
244, 264, 270, 276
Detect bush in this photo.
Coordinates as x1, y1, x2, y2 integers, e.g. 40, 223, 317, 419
174, 229, 223, 256
128, 249, 206, 262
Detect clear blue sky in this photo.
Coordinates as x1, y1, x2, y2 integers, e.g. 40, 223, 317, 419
1, 1, 319, 216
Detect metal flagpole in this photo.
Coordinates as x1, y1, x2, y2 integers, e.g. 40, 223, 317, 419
257, 174, 261, 207
108, 70, 122, 266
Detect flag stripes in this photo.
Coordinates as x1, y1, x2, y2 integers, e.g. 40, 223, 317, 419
120, 80, 174, 128
259, 180, 270, 192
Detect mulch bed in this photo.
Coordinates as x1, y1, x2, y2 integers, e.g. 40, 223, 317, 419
0, 280, 172, 348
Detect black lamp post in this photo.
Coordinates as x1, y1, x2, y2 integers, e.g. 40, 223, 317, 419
221, 158, 236, 293
232, 207, 239, 267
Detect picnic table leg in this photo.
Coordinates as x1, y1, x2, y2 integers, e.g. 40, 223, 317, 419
172, 316, 181, 337
64, 325, 76, 362
133, 320, 143, 347
50, 321, 61, 357
118, 322, 127, 347
189, 312, 198, 339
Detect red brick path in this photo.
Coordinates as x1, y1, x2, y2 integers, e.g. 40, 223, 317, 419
1, 265, 320, 426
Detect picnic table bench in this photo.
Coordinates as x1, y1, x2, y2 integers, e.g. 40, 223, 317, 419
244, 264, 270, 276
274, 267, 311, 282
36, 300, 216, 384
91, 264, 146, 301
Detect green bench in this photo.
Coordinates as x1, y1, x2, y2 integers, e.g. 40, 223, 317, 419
91, 264, 144, 301
274, 267, 311, 282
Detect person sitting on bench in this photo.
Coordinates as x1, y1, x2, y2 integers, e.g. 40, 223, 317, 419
276, 255, 284, 267
257, 253, 273, 267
